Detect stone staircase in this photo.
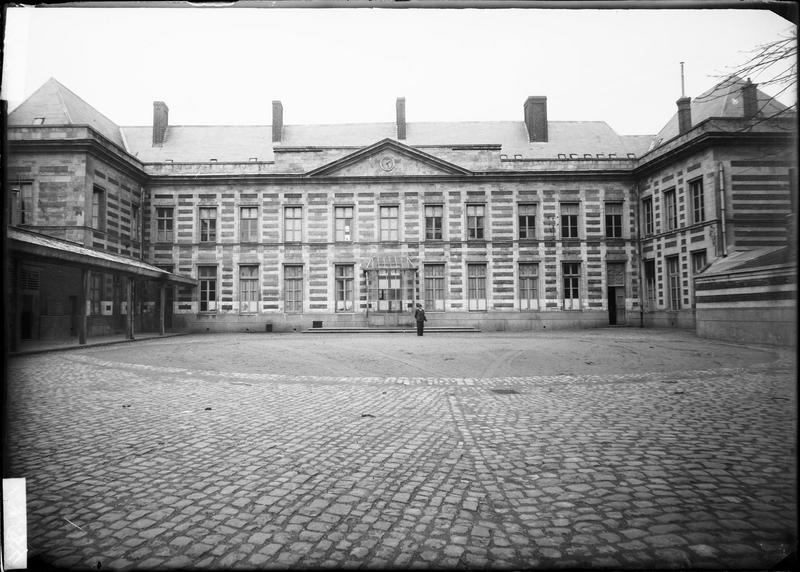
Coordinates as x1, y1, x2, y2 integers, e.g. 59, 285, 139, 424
303, 326, 481, 334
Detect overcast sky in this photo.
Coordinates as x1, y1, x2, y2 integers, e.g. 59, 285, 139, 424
2, 5, 796, 135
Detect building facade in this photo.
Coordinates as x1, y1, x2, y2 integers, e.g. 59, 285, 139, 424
5, 76, 796, 345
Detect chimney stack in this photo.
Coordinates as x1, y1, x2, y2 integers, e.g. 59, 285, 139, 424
676, 96, 692, 135
272, 100, 283, 143
396, 97, 406, 140
524, 96, 548, 142
742, 78, 758, 119
152, 101, 169, 147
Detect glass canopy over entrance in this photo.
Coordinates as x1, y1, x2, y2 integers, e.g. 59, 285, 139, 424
363, 256, 418, 325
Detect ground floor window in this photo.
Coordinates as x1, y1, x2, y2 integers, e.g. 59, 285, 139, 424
90, 272, 103, 315
199, 266, 217, 312
691, 249, 707, 274
335, 264, 354, 312
284, 265, 303, 313
467, 263, 487, 311
563, 262, 581, 310
239, 265, 259, 313
424, 264, 445, 311
375, 269, 403, 311
666, 256, 681, 310
519, 263, 539, 310
644, 259, 656, 308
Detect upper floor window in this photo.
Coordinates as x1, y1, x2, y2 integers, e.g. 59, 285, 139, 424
12, 182, 33, 226
380, 206, 399, 241
690, 179, 705, 224
334, 206, 353, 242
642, 197, 654, 236
560, 203, 579, 239
199, 207, 217, 242
240, 206, 259, 243
518, 204, 537, 239
92, 187, 106, 231
691, 249, 707, 274
466, 205, 485, 240
131, 204, 141, 241
425, 205, 443, 240
664, 189, 678, 231
605, 202, 623, 238
156, 207, 174, 242
284, 206, 303, 242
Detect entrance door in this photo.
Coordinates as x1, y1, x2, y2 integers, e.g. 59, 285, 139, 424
21, 294, 35, 339
608, 287, 618, 325
69, 296, 78, 336
615, 288, 626, 325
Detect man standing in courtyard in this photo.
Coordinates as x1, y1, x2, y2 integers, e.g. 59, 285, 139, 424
414, 303, 427, 336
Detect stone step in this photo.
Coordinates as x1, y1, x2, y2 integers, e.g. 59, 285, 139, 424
303, 326, 481, 334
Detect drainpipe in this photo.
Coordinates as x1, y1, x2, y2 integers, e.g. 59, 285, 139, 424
718, 162, 728, 256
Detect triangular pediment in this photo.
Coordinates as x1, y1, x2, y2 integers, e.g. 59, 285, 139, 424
306, 139, 472, 177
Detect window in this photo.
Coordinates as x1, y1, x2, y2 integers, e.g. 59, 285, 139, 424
666, 256, 681, 310
284, 265, 303, 313
198, 266, 217, 312
690, 179, 705, 224
334, 207, 353, 242
563, 262, 581, 310
425, 205, 443, 240
156, 207, 174, 242
240, 207, 259, 243
605, 202, 623, 238
12, 182, 33, 226
644, 260, 656, 307
380, 206, 399, 241
32, 117, 45, 125
92, 187, 106, 231
131, 205, 140, 241
284, 206, 303, 242
424, 264, 445, 311
239, 265, 259, 313
519, 263, 539, 310
90, 272, 103, 315
199, 207, 217, 242
376, 270, 403, 311
691, 250, 707, 274
518, 204, 537, 239
467, 263, 487, 311
664, 189, 677, 231
642, 198, 654, 236
335, 265, 354, 312
466, 205, 485, 240
560, 203, 579, 239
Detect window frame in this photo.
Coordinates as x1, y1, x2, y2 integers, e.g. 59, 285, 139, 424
92, 186, 106, 232
239, 265, 259, 314
199, 207, 217, 243
467, 263, 487, 311
689, 178, 705, 224
155, 207, 174, 243
379, 205, 400, 242
13, 182, 34, 226
335, 264, 355, 312
642, 197, 654, 236
519, 262, 539, 311
424, 205, 444, 241
666, 255, 681, 310
604, 202, 623, 238
283, 264, 304, 313
239, 206, 259, 243
663, 189, 678, 231
562, 262, 581, 310
284, 206, 303, 243
560, 202, 580, 239
198, 265, 218, 312
423, 263, 446, 311
644, 259, 657, 306
334, 206, 354, 242
691, 249, 707, 275
518, 204, 537, 240
466, 204, 486, 241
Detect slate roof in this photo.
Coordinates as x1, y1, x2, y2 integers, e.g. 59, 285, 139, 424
121, 125, 276, 163
7, 78, 125, 148
697, 246, 795, 277
651, 75, 790, 148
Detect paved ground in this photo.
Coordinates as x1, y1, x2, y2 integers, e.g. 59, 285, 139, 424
5, 329, 797, 570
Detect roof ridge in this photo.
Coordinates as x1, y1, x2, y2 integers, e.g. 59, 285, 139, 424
48, 78, 123, 130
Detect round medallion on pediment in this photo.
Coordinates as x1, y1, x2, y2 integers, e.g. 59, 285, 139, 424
379, 155, 395, 172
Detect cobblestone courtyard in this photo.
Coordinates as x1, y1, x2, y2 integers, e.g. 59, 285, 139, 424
5, 329, 797, 570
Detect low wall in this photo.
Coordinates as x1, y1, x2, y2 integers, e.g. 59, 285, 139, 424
696, 306, 796, 346
175, 310, 613, 333
642, 309, 696, 330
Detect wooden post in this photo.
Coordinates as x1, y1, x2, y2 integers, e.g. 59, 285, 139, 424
10, 258, 20, 352
79, 268, 89, 345
125, 276, 134, 340
159, 283, 166, 336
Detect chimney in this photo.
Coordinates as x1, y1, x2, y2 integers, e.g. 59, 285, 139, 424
152, 101, 168, 147
396, 97, 406, 140
523, 96, 548, 142
742, 78, 758, 119
272, 100, 283, 143
676, 96, 692, 135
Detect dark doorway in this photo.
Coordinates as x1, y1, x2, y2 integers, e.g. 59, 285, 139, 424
69, 296, 78, 336
21, 294, 35, 339
164, 287, 174, 330
608, 287, 618, 325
